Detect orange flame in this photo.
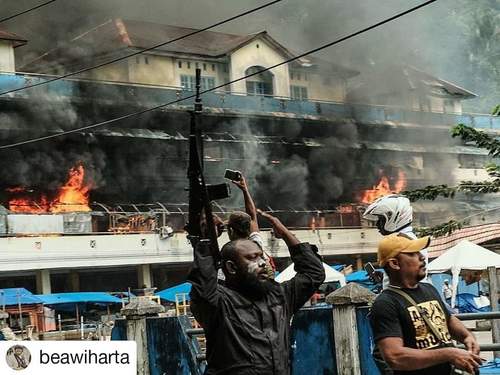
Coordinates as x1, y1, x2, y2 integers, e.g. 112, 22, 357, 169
8, 163, 91, 213
359, 170, 407, 204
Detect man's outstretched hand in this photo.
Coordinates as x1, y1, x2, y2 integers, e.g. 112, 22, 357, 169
257, 209, 299, 247
231, 175, 248, 191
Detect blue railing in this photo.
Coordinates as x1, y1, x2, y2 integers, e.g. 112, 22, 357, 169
2, 72, 499, 130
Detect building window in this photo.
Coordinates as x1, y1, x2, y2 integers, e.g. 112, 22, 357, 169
187, 62, 191, 69
290, 85, 308, 100
223, 64, 228, 73
444, 99, 455, 113
203, 63, 207, 71
195, 62, 199, 69
144, 56, 149, 64
178, 61, 182, 68
136, 56, 140, 64
202, 77, 215, 91
247, 81, 271, 95
180, 75, 215, 91
256, 43, 260, 48
245, 66, 273, 96
212, 64, 216, 72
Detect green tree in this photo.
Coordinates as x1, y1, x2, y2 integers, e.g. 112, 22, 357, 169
403, 114, 500, 237
452, 0, 500, 111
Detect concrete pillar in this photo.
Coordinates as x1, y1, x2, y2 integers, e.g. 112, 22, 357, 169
121, 296, 165, 375
326, 283, 376, 375
36, 269, 51, 294
68, 270, 80, 292
137, 264, 152, 288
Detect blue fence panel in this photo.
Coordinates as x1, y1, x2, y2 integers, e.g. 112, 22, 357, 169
290, 305, 337, 375
111, 318, 127, 340
146, 316, 202, 375
111, 316, 203, 375
384, 108, 403, 122
356, 306, 380, 375
491, 117, 500, 130
474, 115, 493, 129
455, 114, 475, 126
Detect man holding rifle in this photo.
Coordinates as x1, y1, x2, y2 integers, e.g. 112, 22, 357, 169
189, 210, 325, 375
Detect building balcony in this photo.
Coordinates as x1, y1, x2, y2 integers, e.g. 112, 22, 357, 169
0, 228, 382, 272
2, 72, 499, 131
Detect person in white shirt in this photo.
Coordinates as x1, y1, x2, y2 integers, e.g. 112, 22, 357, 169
442, 279, 453, 304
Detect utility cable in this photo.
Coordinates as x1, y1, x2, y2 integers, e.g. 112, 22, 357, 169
0, 0, 283, 96
0, 0, 437, 149
0, 0, 57, 23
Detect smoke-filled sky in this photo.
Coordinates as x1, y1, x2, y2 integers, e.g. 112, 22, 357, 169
0, 0, 490, 107
0, 0, 495, 215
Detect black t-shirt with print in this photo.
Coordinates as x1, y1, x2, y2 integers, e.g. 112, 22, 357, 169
370, 283, 452, 375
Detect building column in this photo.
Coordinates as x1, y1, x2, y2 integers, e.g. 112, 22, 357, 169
36, 269, 51, 294
137, 264, 152, 289
68, 270, 80, 292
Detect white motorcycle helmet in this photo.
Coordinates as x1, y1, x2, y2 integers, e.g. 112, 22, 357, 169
363, 194, 413, 235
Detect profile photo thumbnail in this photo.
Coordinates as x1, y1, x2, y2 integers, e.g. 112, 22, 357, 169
6, 345, 31, 371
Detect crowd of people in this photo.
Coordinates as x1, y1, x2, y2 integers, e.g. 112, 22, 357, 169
187, 172, 483, 375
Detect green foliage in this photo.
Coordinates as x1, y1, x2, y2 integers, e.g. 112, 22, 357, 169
492, 104, 500, 116
415, 220, 464, 238
403, 185, 456, 202
453, 0, 500, 111
458, 180, 500, 194
452, 124, 500, 157
407, 118, 500, 237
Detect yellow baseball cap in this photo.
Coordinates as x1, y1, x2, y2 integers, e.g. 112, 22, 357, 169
378, 234, 430, 266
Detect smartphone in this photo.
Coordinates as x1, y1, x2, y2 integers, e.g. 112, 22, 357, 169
224, 169, 241, 181
365, 262, 383, 284
364, 262, 376, 276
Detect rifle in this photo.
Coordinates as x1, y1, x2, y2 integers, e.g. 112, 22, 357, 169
185, 68, 230, 266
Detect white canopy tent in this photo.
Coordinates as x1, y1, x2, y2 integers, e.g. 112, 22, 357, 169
275, 262, 346, 286
427, 240, 500, 307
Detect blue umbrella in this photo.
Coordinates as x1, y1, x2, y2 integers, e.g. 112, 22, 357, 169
156, 282, 192, 302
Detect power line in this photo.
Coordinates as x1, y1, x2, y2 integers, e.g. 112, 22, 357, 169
0, 0, 57, 23
0, 0, 283, 97
0, 0, 437, 150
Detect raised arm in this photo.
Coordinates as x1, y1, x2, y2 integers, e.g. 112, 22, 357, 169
233, 175, 259, 233
258, 209, 325, 313
188, 240, 220, 328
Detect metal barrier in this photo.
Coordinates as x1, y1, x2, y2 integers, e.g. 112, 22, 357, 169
455, 310, 500, 356
456, 312, 500, 321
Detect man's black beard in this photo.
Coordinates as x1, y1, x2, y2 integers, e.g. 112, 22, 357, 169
234, 272, 279, 300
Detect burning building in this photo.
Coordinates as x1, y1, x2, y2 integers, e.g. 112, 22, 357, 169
0, 21, 498, 294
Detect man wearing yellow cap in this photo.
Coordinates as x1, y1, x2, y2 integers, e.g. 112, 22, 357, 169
369, 234, 482, 375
